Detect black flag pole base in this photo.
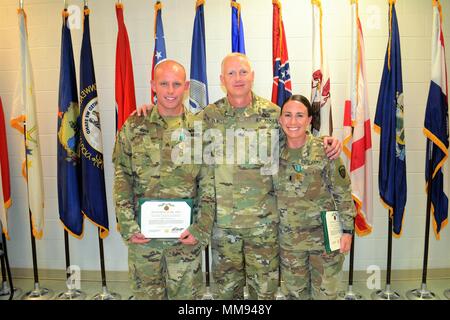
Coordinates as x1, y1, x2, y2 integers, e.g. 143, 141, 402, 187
243, 286, 250, 300
275, 287, 286, 300
337, 285, 364, 300
0, 281, 22, 300
275, 285, 286, 300
21, 282, 54, 300
201, 286, 214, 300
444, 289, 450, 300
56, 288, 87, 300
371, 284, 402, 300
406, 283, 438, 300
91, 285, 121, 300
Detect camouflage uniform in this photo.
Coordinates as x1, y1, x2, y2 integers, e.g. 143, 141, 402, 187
274, 132, 356, 300
113, 105, 215, 300
203, 93, 280, 300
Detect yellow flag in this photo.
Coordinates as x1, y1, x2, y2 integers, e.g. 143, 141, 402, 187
10, 9, 45, 239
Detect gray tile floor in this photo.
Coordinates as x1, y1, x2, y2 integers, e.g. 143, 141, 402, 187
2, 275, 450, 300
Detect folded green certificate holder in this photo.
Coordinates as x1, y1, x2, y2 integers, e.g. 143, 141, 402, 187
320, 210, 342, 254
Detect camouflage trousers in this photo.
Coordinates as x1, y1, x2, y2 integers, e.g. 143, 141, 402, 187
279, 225, 344, 300
128, 239, 203, 300
211, 224, 279, 300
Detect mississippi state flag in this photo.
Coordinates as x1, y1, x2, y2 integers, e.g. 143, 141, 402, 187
271, 0, 291, 107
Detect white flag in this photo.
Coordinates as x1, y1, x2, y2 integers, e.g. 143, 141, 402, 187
311, 0, 332, 136
342, 0, 373, 236
10, 9, 45, 239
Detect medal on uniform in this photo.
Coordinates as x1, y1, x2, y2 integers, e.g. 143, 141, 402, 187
292, 164, 303, 182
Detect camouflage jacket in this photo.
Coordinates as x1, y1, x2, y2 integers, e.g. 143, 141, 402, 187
203, 93, 280, 228
274, 133, 356, 230
112, 105, 215, 246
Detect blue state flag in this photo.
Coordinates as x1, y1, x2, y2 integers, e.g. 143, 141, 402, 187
57, 9, 83, 238
231, 0, 245, 53
189, 0, 208, 114
151, 1, 167, 105
79, 6, 109, 238
374, 2, 406, 237
423, 0, 448, 239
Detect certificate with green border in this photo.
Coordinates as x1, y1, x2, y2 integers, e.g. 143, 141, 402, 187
320, 210, 342, 254
138, 198, 193, 239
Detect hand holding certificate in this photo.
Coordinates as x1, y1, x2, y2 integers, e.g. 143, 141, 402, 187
138, 199, 193, 239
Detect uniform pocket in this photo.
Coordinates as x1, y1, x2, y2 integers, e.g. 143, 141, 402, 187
131, 136, 160, 185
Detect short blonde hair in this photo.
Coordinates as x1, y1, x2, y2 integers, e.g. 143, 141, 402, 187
221, 53, 253, 75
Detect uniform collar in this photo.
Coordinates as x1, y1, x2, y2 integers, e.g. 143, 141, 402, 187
148, 104, 187, 128
281, 131, 312, 161
222, 91, 259, 118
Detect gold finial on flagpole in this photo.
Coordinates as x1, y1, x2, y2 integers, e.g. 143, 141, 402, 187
19, 0, 24, 9
84, 0, 88, 7
64, 0, 67, 9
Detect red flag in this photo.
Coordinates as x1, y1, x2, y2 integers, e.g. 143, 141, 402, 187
0, 97, 12, 239
115, 3, 136, 132
271, 0, 292, 107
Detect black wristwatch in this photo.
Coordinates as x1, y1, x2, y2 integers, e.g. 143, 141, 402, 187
342, 229, 354, 235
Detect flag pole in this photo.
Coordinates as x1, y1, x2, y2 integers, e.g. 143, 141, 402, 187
91, 228, 120, 300
0, 226, 21, 300
371, 214, 401, 300
20, 124, 53, 300
275, 264, 285, 300
338, 230, 364, 300
55, 231, 86, 300
406, 143, 438, 299
201, 245, 214, 299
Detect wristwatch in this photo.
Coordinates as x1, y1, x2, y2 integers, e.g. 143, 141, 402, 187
342, 229, 354, 235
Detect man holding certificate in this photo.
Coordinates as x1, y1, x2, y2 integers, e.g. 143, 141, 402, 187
113, 60, 214, 300
275, 95, 356, 300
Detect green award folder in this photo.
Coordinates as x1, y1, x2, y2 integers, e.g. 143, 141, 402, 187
320, 210, 342, 254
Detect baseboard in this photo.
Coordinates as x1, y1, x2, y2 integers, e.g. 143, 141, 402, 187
10, 268, 129, 282
342, 268, 450, 282
9, 267, 450, 283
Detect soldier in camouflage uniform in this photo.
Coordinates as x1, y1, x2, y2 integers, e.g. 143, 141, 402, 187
113, 60, 214, 300
275, 95, 355, 300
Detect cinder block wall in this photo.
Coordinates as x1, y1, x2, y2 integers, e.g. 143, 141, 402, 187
0, 0, 449, 273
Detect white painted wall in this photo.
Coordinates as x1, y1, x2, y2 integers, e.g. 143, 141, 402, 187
0, 0, 449, 273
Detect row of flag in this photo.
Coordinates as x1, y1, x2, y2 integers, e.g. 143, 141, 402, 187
0, 0, 448, 243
